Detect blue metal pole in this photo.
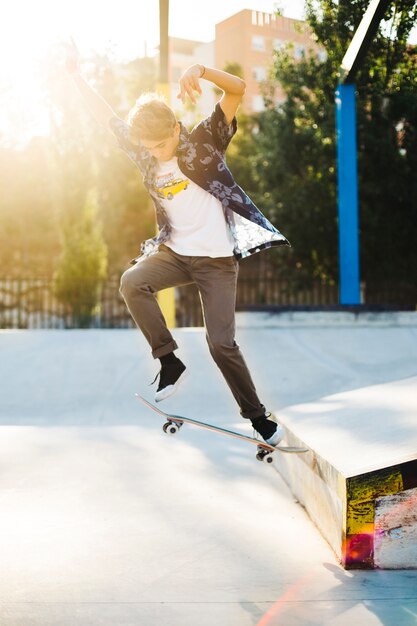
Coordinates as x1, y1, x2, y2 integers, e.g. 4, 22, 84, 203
335, 83, 361, 305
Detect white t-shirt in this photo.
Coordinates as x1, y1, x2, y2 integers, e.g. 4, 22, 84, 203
154, 157, 234, 257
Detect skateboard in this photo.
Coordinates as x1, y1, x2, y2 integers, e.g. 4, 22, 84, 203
136, 394, 308, 464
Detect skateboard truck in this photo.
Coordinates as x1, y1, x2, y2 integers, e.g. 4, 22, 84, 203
162, 420, 184, 435
255, 446, 275, 464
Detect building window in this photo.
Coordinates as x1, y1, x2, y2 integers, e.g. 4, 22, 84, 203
294, 45, 305, 60
252, 95, 265, 112
317, 49, 327, 62
252, 10, 257, 26
253, 66, 267, 81
252, 35, 266, 51
273, 38, 285, 51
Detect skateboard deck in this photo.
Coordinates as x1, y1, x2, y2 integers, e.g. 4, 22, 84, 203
136, 394, 308, 463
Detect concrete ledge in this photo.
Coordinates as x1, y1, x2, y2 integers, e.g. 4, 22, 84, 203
236, 311, 417, 328
273, 376, 417, 569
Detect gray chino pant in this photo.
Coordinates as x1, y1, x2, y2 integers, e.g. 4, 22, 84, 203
119, 244, 265, 420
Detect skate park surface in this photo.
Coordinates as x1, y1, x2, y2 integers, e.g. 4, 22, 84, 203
0, 311, 417, 626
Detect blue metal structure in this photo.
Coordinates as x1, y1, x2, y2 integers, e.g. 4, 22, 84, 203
335, 0, 390, 304
335, 84, 361, 304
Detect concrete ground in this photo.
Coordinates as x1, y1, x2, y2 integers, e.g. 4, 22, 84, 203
0, 318, 417, 626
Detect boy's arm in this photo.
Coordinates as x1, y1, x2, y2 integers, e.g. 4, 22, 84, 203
71, 73, 118, 129
64, 38, 117, 129
177, 65, 246, 125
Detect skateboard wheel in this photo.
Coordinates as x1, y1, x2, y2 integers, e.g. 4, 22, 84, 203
163, 421, 179, 435
256, 447, 274, 464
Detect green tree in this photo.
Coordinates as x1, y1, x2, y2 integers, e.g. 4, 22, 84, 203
0, 137, 60, 275
0, 48, 158, 279
53, 190, 108, 327
252, 0, 417, 293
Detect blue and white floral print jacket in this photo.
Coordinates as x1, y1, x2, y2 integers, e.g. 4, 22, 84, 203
109, 101, 290, 261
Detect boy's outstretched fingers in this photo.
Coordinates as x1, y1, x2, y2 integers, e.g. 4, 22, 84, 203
192, 76, 202, 95
176, 83, 186, 102
178, 80, 196, 103
176, 65, 202, 104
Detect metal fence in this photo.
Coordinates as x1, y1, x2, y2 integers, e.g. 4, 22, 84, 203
176, 277, 340, 327
0, 273, 415, 329
0, 276, 132, 329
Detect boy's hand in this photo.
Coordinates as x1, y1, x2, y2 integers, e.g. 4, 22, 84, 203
176, 64, 203, 104
62, 37, 80, 75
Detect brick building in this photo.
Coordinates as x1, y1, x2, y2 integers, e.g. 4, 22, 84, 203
215, 9, 321, 113
162, 9, 322, 117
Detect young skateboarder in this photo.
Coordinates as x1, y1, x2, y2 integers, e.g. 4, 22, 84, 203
65, 41, 290, 445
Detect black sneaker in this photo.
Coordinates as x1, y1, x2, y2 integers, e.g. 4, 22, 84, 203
264, 423, 284, 446
251, 414, 284, 446
153, 360, 187, 402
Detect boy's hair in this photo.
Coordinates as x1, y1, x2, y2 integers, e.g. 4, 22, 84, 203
127, 93, 177, 142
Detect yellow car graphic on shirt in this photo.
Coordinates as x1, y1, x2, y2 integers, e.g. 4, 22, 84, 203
157, 178, 189, 200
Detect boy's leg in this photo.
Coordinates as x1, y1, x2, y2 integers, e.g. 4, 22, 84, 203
194, 255, 283, 442
120, 245, 192, 358
192, 256, 266, 421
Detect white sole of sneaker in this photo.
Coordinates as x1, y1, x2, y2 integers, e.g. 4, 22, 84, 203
265, 423, 285, 446
155, 368, 188, 402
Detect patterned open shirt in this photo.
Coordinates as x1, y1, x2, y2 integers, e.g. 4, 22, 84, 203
109, 102, 290, 262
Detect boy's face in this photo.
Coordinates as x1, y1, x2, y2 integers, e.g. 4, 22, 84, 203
139, 122, 181, 162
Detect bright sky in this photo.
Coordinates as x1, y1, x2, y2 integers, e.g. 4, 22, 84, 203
0, 1, 306, 63
0, 0, 306, 143
0, 0, 415, 144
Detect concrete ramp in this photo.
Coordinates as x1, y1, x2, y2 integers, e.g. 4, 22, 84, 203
1, 311, 417, 572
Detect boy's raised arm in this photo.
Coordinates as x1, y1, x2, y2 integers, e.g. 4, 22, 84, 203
65, 38, 118, 129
